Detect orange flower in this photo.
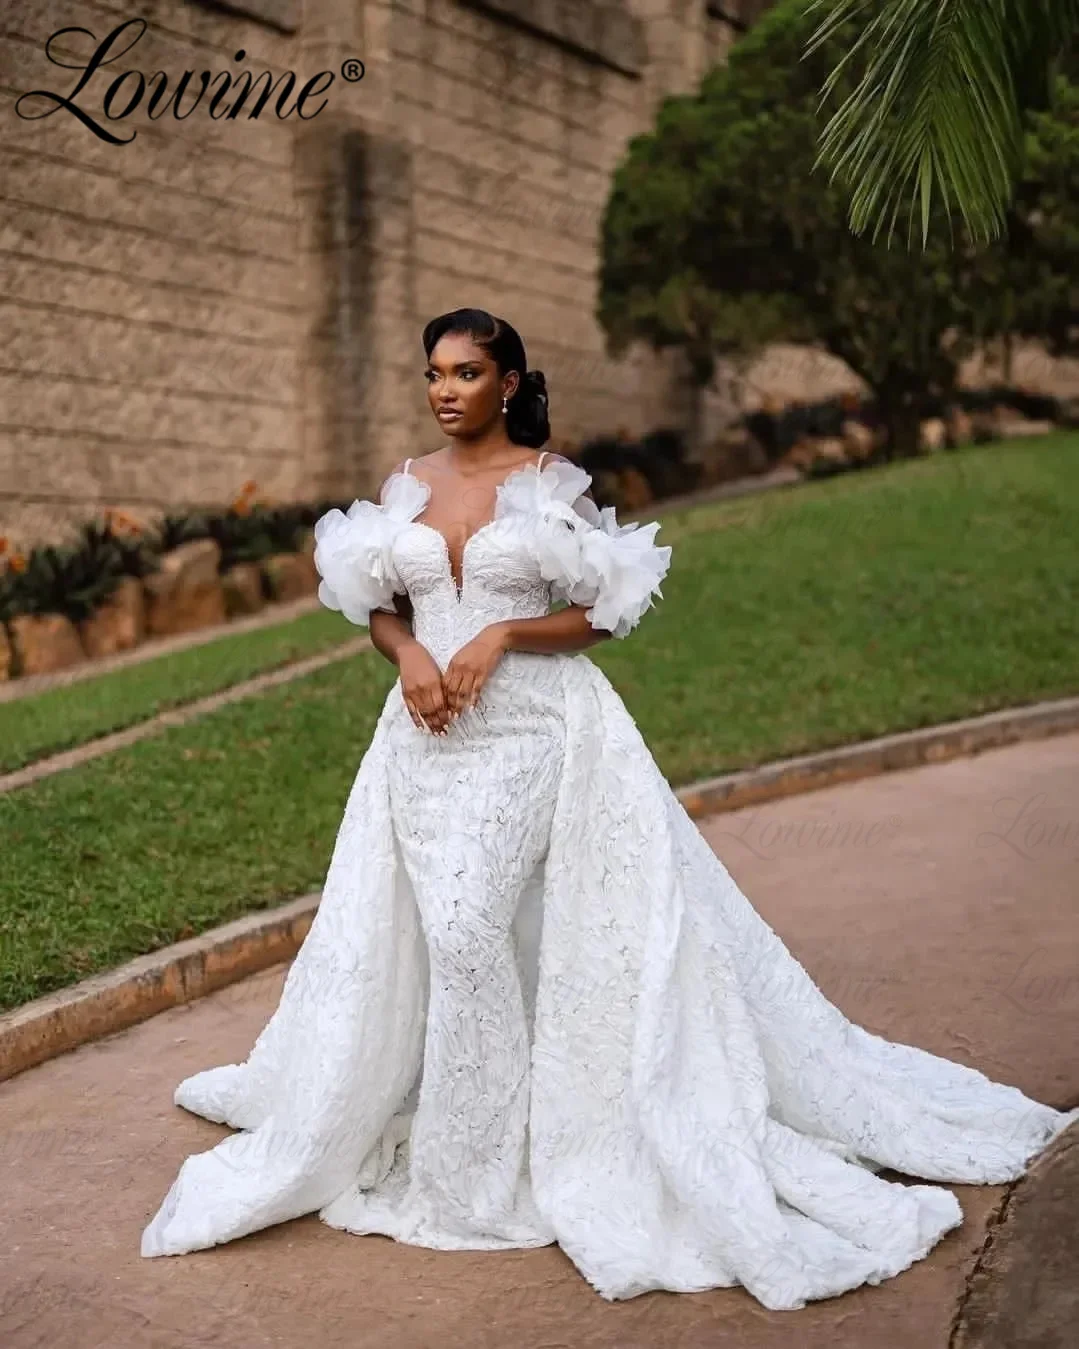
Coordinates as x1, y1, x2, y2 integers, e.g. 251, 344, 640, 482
9, 552, 27, 573
232, 497, 252, 517
240, 479, 258, 496
106, 507, 142, 538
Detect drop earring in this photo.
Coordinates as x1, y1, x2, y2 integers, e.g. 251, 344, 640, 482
502, 396, 509, 414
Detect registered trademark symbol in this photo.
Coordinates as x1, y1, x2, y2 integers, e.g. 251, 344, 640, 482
341, 58, 365, 83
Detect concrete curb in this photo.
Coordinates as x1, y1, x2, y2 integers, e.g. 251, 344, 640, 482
3, 693, 1078, 1083
675, 694, 1079, 818
0, 896, 319, 1084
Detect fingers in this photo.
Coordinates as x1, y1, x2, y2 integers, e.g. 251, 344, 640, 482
443, 660, 485, 718
403, 681, 446, 736
441, 667, 463, 718
418, 697, 450, 736
445, 679, 479, 719
408, 702, 446, 736
407, 662, 488, 735
408, 684, 481, 732
442, 672, 469, 719
418, 680, 453, 736
404, 699, 430, 734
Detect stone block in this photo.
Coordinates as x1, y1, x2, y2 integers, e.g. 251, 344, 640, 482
262, 551, 319, 602
143, 539, 226, 636
77, 576, 147, 657
191, 0, 300, 33
10, 612, 86, 676
222, 562, 267, 615
460, 0, 644, 76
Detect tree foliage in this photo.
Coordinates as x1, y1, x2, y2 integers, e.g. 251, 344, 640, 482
597, 0, 1078, 456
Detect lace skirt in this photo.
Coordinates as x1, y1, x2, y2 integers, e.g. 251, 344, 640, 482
321, 652, 568, 1247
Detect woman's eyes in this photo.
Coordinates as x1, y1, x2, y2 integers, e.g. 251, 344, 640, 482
425, 369, 478, 381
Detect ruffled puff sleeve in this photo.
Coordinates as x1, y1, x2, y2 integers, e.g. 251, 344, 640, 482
312, 471, 428, 627
500, 457, 673, 639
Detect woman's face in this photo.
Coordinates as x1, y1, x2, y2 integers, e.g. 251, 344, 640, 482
425, 332, 518, 438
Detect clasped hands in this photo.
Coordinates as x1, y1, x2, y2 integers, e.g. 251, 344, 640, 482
398, 623, 509, 736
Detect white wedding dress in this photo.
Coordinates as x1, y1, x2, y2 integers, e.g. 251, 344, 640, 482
141, 452, 1077, 1311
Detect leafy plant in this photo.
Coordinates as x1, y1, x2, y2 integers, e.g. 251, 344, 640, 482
151, 511, 213, 553
197, 480, 305, 571
9, 541, 123, 624
204, 505, 277, 570
0, 548, 24, 625
74, 517, 160, 585
806, 0, 1079, 247
263, 503, 311, 554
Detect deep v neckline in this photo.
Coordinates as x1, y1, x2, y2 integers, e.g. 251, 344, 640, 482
406, 451, 549, 603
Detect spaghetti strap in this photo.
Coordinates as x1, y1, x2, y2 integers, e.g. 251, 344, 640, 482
537, 450, 548, 472
403, 457, 413, 477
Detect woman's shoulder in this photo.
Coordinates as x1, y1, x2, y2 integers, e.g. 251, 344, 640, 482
375, 459, 432, 512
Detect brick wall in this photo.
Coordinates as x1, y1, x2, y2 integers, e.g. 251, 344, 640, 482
1, 0, 319, 543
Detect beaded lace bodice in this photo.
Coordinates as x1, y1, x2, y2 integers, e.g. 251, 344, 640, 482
309, 450, 675, 662
390, 452, 562, 668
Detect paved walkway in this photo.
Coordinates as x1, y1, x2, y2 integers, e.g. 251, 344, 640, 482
1, 732, 1076, 1349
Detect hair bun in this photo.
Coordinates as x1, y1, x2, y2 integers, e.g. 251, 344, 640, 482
506, 367, 551, 448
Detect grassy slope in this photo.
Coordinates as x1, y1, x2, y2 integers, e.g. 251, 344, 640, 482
0, 609, 357, 774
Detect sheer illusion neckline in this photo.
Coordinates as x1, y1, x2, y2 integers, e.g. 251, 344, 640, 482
403, 450, 550, 603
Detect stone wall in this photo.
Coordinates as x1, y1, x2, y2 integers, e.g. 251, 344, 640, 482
1, 0, 321, 544
3, 0, 729, 544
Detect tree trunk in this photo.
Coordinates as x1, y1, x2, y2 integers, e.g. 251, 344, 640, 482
877, 391, 924, 460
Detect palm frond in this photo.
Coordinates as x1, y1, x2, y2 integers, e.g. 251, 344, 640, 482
804, 0, 1079, 248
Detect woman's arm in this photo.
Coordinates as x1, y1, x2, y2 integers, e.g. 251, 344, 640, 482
492, 605, 614, 656
367, 593, 420, 667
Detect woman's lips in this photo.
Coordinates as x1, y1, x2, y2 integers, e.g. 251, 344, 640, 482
437, 408, 463, 420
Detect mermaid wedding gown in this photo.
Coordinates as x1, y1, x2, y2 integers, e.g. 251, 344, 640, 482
141, 453, 1076, 1311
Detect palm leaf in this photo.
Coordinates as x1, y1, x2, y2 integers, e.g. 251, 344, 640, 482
804, 0, 1079, 248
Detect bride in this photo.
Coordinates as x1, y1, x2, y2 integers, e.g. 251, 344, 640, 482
141, 308, 1076, 1311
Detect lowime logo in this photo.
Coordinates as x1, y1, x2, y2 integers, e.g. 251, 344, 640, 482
15, 18, 365, 145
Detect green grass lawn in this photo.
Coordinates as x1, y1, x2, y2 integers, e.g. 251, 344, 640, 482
1, 432, 1076, 1011
0, 607, 358, 774
609, 429, 1078, 783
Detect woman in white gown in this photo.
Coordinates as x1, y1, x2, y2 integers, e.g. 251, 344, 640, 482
142, 309, 1077, 1311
